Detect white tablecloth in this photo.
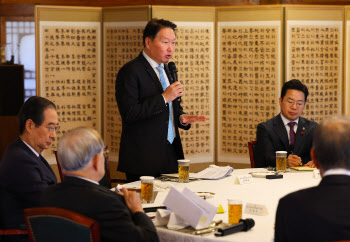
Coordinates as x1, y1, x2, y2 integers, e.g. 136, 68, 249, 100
124, 168, 321, 242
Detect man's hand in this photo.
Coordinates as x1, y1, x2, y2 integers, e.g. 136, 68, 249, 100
180, 115, 207, 124
163, 81, 183, 102
287, 154, 302, 167
118, 187, 144, 214
303, 160, 316, 168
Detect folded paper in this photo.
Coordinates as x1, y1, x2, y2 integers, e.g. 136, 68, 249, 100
163, 187, 217, 229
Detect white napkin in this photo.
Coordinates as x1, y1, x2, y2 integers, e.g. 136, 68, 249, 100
153, 209, 189, 230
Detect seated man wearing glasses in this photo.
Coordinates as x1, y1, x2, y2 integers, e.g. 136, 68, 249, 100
255, 79, 318, 168
0, 96, 58, 231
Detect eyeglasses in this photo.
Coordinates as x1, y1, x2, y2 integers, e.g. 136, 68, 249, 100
46, 126, 60, 133
283, 98, 305, 108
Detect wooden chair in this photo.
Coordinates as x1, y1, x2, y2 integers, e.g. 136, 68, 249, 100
103, 147, 127, 187
24, 207, 100, 242
54, 150, 64, 182
0, 229, 27, 235
54, 147, 126, 187
247, 140, 257, 168
0, 228, 28, 241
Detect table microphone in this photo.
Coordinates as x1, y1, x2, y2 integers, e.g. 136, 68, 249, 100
215, 218, 255, 236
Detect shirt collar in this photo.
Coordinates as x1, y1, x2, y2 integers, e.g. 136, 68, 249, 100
65, 175, 100, 185
143, 50, 163, 69
323, 168, 350, 177
280, 113, 299, 126
21, 139, 40, 158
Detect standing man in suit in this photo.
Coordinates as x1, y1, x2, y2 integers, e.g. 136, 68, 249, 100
275, 116, 350, 242
41, 127, 159, 242
0, 96, 58, 230
115, 18, 206, 182
255, 79, 317, 168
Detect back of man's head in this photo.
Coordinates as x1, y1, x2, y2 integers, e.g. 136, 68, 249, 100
18, 96, 56, 134
280, 79, 309, 102
58, 127, 104, 172
313, 116, 350, 170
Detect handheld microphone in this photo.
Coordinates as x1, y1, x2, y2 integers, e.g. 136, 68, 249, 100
214, 218, 255, 237
167, 62, 181, 102
168, 62, 178, 83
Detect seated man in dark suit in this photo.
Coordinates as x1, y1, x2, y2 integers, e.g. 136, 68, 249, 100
275, 116, 350, 242
255, 79, 318, 168
0, 96, 58, 230
40, 127, 159, 242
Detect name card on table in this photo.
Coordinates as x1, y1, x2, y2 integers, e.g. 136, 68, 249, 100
244, 203, 268, 216
234, 174, 252, 184
313, 169, 321, 179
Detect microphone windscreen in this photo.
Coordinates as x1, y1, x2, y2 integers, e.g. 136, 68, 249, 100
168, 62, 176, 71
243, 218, 255, 231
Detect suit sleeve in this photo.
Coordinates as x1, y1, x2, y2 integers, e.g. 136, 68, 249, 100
100, 194, 159, 242
299, 121, 318, 165
115, 64, 168, 124
255, 123, 276, 167
1, 155, 52, 208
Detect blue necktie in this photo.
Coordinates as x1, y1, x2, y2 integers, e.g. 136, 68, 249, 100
156, 65, 175, 144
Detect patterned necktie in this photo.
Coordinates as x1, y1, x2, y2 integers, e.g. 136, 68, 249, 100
156, 65, 175, 144
288, 122, 296, 149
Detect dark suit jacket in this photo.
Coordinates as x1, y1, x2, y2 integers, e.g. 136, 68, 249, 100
255, 114, 317, 168
115, 52, 190, 176
275, 175, 350, 242
0, 138, 57, 228
41, 176, 159, 242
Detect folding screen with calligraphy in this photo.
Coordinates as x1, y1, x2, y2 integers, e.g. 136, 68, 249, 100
36, 6, 102, 163
286, 7, 343, 123
36, 5, 348, 167
152, 6, 215, 163
344, 7, 350, 115
102, 7, 150, 161
216, 7, 283, 164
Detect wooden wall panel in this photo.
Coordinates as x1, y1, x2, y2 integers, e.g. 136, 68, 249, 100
0, 3, 34, 16
262, 0, 350, 4
1, 0, 259, 7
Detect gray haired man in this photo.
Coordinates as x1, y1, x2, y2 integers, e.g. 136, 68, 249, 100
41, 127, 159, 242
275, 116, 350, 242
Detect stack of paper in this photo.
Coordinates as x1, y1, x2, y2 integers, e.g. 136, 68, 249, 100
190, 165, 234, 180
290, 166, 317, 171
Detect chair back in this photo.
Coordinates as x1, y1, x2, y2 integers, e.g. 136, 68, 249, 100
248, 141, 257, 168
102, 146, 127, 187
0, 229, 28, 242
24, 207, 100, 242
0, 229, 27, 235
54, 151, 64, 182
